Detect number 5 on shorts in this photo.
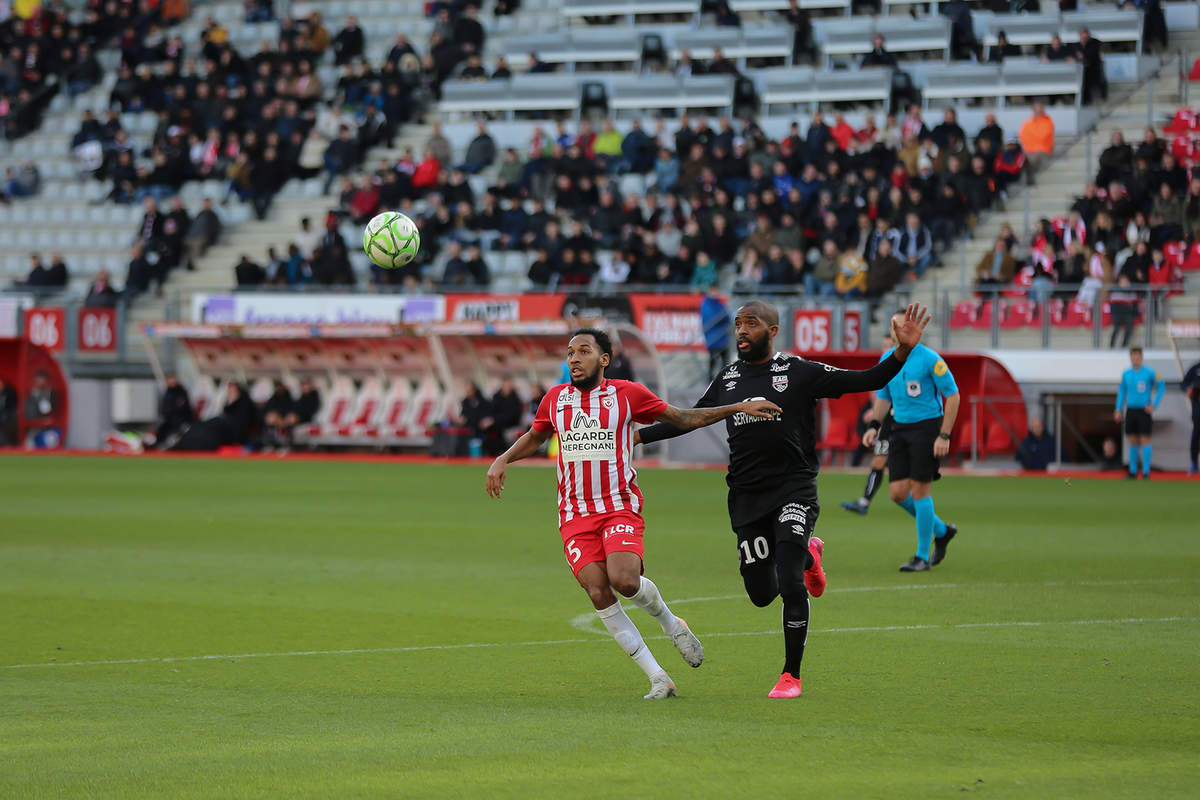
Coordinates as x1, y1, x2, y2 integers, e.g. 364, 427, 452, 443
566, 538, 582, 565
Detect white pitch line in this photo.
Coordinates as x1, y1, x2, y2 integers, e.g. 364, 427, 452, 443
2, 617, 1195, 671
568, 577, 1198, 635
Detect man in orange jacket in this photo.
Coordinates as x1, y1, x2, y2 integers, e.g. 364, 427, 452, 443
1019, 102, 1054, 185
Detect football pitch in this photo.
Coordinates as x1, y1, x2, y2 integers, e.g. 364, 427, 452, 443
1, 455, 1197, 798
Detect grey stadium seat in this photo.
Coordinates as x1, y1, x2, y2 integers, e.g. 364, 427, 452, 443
1002, 58, 1083, 107
920, 63, 1003, 107
1061, 10, 1144, 55
814, 69, 893, 107
441, 79, 507, 116
510, 74, 581, 115
757, 66, 821, 112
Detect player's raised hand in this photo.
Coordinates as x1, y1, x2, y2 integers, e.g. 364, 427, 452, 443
485, 458, 507, 499
891, 303, 932, 358
739, 399, 783, 418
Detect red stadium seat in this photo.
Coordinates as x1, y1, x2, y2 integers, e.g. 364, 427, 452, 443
816, 416, 854, 466
950, 300, 978, 329
983, 421, 1014, 456
368, 380, 413, 437
1053, 299, 1091, 328
970, 300, 995, 330
1164, 240, 1185, 267
1184, 241, 1200, 271
1001, 299, 1037, 329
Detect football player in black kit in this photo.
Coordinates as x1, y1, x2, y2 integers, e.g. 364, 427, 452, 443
636, 300, 931, 698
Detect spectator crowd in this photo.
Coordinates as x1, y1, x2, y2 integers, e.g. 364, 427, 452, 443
971, 110, 1193, 347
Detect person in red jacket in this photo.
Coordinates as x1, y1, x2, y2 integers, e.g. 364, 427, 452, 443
411, 148, 442, 193
993, 138, 1026, 194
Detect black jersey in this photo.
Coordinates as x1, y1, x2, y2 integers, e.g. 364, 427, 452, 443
640, 351, 905, 526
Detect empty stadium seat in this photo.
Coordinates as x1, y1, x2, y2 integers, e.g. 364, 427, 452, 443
368, 380, 414, 438
816, 414, 855, 465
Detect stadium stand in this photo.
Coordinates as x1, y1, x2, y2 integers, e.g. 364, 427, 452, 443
3, 0, 1199, 462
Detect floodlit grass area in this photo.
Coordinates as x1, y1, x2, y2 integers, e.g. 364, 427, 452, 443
1, 455, 1197, 798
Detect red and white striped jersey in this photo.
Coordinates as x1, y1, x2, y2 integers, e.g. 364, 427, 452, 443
532, 379, 667, 527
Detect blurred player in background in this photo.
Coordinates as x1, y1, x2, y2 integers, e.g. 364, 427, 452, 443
1183, 358, 1200, 474
863, 310, 959, 572
637, 302, 931, 698
486, 328, 780, 699
841, 330, 896, 516
1114, 347, 1165, 479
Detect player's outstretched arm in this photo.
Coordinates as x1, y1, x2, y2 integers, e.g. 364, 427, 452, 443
654, 398, 780, 432
816, 304, 932, 397
486, 427, 552, 499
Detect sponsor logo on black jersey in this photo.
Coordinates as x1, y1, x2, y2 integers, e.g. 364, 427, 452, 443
733, 396, 776, 426
771, 361, 790, 373
723, 365, 740, 379
725, 381, 737, 391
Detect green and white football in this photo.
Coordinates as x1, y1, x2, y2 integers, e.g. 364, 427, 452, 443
362, 211, 420, 269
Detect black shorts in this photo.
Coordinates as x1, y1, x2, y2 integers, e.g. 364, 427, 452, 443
1124, 408, 1153, 436
732, 499, 820, 578
888, 417, 943, 483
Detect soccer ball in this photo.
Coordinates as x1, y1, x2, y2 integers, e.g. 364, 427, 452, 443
362, 211, 420, 269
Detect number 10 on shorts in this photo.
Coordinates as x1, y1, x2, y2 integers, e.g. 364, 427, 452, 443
739, 536, 770, 565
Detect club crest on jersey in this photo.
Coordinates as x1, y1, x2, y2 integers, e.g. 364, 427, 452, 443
723, 365, 740, 379
602, 396, 615, 409
772, 374, 788, 392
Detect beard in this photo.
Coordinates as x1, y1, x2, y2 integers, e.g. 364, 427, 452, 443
570, 366, 602, 390
739, 333, 771, 363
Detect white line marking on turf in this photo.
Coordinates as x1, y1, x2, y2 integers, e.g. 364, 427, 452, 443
568, 577, 1197, 635
2, 617, 1195, 671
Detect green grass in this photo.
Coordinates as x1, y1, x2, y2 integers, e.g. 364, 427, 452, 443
1, 455, 1197, 799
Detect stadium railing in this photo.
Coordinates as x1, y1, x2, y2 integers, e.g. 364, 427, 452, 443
943, 282, 1182, 350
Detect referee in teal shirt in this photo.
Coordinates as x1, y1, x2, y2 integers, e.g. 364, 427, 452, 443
863, 310, 961, 571
1114, 347, 1165, 479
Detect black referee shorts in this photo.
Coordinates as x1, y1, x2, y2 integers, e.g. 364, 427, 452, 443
1124, 409, 1153, 436
888, 417, 943, 484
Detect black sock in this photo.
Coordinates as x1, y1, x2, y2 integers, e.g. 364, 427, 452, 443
781, 593, 810, 676
863, 468, 884, 503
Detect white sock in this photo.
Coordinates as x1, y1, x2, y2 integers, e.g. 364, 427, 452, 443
596, 601, 663, 678
629, 576, 683, 636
